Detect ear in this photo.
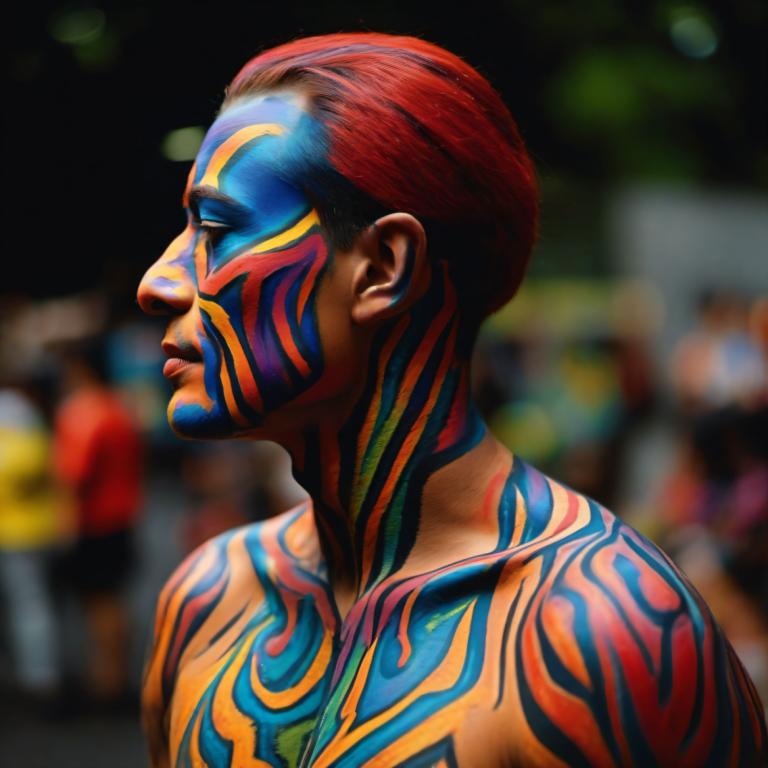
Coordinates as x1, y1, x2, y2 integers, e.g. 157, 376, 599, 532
350, 212, 431, 325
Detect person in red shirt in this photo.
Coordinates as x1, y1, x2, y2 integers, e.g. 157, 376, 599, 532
53, 336, 143, 705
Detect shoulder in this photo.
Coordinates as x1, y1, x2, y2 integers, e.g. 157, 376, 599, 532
140, 501, 316, 765
145, 501, 316, 681
501, 485, 768, 767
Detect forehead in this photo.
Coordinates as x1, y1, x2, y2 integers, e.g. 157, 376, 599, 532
187, 90, 318, 198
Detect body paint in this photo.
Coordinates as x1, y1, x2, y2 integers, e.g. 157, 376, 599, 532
145, 462, 767, 766
140, 94, 767, 767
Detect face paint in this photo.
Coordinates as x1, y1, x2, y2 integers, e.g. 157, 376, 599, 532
140, 93, 331, 438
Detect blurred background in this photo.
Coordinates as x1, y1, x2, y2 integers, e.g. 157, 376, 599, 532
2, 1, 767, 764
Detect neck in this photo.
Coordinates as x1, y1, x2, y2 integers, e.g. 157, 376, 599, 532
284, 266, 486, 602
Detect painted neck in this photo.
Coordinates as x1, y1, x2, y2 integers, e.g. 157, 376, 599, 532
286, 265, 486, 599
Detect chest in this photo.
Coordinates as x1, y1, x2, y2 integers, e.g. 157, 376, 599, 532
168, 570, 516, 767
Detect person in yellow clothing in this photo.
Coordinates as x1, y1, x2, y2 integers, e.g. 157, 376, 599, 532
0, 383, 70, 701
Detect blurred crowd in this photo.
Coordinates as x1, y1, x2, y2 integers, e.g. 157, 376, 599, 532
0, 335, 142, 713
0, 300, 307, 721
660, 293, 768, 695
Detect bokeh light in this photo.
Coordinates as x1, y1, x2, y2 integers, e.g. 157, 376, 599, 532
161, 126, 206, 162
669, 6, 719, 59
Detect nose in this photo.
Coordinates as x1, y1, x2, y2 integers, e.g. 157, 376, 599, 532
137, 232, 196, 316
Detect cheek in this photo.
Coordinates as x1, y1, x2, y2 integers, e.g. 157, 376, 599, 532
195, 234, 335, 421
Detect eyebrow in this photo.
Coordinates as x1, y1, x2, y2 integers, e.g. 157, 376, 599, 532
185, 185, 250, 216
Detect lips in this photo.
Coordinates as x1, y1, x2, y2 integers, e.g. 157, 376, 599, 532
161, 339, 202, 362
161, 338, 202, 378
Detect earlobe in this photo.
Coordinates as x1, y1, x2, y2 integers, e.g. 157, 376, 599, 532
350, 213, 430, 325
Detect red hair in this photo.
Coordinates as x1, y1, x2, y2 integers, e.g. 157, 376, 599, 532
223, 32, 539, 321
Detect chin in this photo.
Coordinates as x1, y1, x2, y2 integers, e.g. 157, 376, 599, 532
166, 389, 308, 443
167, 398, 253, 440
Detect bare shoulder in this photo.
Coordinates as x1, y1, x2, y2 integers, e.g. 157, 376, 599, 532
140, 501, 318, 767
499, 478, 768, 767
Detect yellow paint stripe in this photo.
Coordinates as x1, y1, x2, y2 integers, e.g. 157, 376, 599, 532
199, 124, 285, 188
252, 210, 320, 254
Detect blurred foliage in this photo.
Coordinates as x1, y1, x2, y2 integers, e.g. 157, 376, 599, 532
546, 46, 730, 179
507, 0, 766, 187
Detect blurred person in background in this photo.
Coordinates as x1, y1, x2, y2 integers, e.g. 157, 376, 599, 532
136, 32, 765, 767
179, 441, 272, 551
0, 373, 67, 709
672, 291, 767, 414
52, 336, 144, 707
179, 440, 308, 552
660, 290, 768, 702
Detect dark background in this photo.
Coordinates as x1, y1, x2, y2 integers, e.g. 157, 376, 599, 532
6, 1, 766, 305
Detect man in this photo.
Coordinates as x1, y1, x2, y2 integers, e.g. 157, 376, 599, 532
137, 32, 767, 767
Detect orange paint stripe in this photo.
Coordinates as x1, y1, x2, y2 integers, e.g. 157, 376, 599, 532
271, 275, 311, 378
352, 316, 410, 507
541, 595, 591, 690
211, 635, 260, 761
194, 235, 208, 286
199, 298, 262, 420
296, 234, 326, 320
153, 546, 222, 679
182, 161, 197, 209
360, 320, 457, 584
510, 486, 526, 548
173, 618, 271, 761
355, 295, 454, 516
187, 702, 205, 766
312, 601, 476, 766
397, 589, 421, 667
352, 308, 448, 531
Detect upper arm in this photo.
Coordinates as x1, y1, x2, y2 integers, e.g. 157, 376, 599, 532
506, 522, 767, 767
140, 534, 234, 768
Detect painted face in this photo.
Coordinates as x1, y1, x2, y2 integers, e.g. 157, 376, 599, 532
137, 92, 334, 438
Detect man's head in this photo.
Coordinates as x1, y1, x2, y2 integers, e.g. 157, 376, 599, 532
137, 32, 538, 440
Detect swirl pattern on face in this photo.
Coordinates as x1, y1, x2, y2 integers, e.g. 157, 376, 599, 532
144, 94, 330, 438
